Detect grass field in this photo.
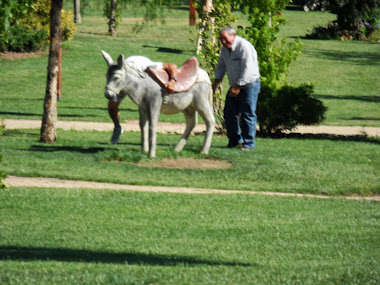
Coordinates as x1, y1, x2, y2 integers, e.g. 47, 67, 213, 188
0, 6, 379, 126
1, 129, 379, 196
0, 4, 379, 284
1, 188, 379, 284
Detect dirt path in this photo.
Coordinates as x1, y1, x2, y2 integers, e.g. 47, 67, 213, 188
4, 176, 379, 201
2, 118, 379, 201
3, 118, 380, 136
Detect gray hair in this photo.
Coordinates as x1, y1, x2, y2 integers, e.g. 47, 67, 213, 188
220, 26, 236, 35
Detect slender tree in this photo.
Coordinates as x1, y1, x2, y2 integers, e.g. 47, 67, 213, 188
74, 0, 82, 23
40, 0, 63, 143
109, 0, 117, 36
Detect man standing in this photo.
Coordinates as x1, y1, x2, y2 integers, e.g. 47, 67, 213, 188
212, 27, 260, 150
108, 56, 178, 144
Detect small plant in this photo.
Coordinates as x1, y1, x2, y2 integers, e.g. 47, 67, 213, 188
257, 83, 327, 135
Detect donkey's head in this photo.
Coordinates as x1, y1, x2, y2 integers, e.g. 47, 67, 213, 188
101, 50, 127, 100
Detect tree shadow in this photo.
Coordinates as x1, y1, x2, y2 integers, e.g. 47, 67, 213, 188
0, 246, 253, 267
0, 111, 42, 117
316, 94, 380, 103
58, 114, 99, 118
29, 145, 109, 154
258, 132, 380, 145
349, 117, 380, 121
142, 45, 184, 54
301, 47, 380, 66
61, 106, 139, 113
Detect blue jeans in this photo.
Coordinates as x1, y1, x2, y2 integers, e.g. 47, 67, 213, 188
224, 79, 260, 149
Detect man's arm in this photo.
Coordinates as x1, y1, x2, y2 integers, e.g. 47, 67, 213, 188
162, 63, 178, 92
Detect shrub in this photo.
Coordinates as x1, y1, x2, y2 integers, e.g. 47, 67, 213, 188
21, 0, 76, 41
305, 0, 380, 42
306, 21, 380, 41
0, 26, 48, 52
257, 83, 327, 135
0, 0, 76, 53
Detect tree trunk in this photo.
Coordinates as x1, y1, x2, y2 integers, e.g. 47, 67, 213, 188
196, 0, 213, 55
40, 0, 62, 143
74, 0, 82, 23
109, 0, 117, 37
189, 0, 196, 26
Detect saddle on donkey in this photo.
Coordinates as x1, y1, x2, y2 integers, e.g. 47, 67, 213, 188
147, 57, 199, 93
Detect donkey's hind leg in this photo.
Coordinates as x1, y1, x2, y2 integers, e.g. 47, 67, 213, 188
175, 107, 197, 152
139, 107, 149, 153
195, 90, 215, 154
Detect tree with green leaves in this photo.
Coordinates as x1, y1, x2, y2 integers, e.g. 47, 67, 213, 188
0, 0, 33, 41
195, 0, 326, 134
237, 0, 303, 90
194, 0, 238, 130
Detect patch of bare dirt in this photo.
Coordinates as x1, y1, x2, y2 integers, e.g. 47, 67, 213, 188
1, 51, 48, 60
137, 158, 232, 169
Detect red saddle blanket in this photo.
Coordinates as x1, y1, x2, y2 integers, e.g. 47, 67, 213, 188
147, 57, 199, 93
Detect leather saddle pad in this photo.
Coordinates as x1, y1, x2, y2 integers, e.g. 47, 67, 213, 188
147, 57, 199, 93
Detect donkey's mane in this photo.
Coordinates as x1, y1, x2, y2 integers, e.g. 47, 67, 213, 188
124, 62, 148, 79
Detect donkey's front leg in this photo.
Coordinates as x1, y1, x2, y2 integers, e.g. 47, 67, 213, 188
148, 108, 160, 158
139, 107, 149, 153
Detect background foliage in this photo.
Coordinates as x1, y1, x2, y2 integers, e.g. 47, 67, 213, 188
0, 0, 76, 53
0, 0, 33, 41
194, 0, 326, 134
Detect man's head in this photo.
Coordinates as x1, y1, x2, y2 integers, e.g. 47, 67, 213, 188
219, 27, 236, 50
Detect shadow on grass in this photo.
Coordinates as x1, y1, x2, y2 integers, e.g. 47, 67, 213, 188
316, 94, 380, 103
142, 45, 184, 54
0, 111, 42, 117
0, 246, 253, 267
258, 132, 380, 145
350, 117, 380, 121
301, 47, 380, 66
30, 145, 109, 154
61, 106, 139, 113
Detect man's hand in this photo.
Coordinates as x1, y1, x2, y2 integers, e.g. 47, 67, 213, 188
228, 86, 241, 97
212, 79, 222, 94
165, 79, 176, 93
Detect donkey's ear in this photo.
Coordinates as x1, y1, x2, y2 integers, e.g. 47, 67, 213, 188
101, 50, 113, 66
117, 54, 125, 68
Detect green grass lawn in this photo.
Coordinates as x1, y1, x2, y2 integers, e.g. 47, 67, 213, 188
1, 129, 379, 196
1, 5, 379, 283
0, 7, 379, 126
0, 187, 379, 284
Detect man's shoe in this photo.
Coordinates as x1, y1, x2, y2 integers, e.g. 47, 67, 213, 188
226, 143, 242, 149
240, 146, 253, 151
111, 127, 124, 144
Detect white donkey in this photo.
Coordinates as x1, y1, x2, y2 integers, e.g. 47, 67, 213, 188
101, 51, 215, 158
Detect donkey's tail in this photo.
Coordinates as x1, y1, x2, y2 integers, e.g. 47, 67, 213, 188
208, 85, 214, 111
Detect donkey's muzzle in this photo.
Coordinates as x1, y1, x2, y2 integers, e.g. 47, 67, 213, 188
105, 85, 118, 100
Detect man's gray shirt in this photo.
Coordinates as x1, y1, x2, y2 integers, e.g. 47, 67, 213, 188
215, 35, 260, 87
